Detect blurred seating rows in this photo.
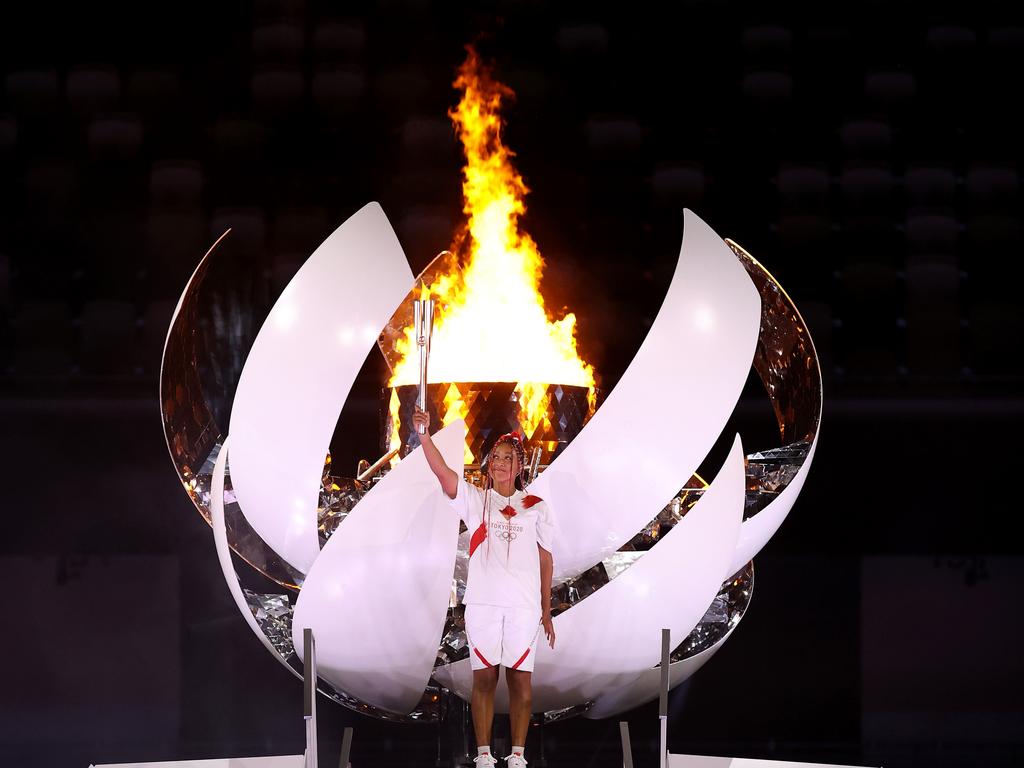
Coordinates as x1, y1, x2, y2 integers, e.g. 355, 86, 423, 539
1, 13, 1021, 384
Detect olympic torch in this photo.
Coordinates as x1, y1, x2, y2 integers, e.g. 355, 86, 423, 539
414, 289, 434, 434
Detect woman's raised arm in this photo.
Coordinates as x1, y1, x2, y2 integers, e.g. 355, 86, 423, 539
411, 406, 460, 498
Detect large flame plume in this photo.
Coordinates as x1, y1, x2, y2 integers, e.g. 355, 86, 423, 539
388, 47, 595, 450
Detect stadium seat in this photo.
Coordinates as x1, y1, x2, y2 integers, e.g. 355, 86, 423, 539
252, 22, 304, 64
740, 25, 793, 65
149, 161, 204, 212
251, 67, 305, 116
312, 21, 366, 65
584, 115, 644, 157
79, 300, 137, 375
67, 66, 121, 118
209, 207, 269, 258
864, 70, 917, 109
651, 164, 706, 210
127, 70, 182, 118
965, 163, 1019, 212
554, 23, 610, 59
5, 69, 60, 117
777, 164, 831, 213
740, 71, 794, 105
838, 119, 892, 162
904, 165, 956, 210
905, 213, 962, 265
969, 300, 1024, 375
12, 299, 74, 376
88, 114, 144, 160
139, 300, 177, 374
905, 263, 962, 376
311, 70, 366, 116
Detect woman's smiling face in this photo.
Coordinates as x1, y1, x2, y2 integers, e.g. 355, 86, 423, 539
488, 442, 521, 484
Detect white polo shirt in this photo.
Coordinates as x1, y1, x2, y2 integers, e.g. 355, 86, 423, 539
448, 479, 555, 610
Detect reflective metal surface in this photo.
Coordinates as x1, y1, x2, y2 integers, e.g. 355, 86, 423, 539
317, 468, 366, 545
729, 238, 822, 446
160, 233, 306, 590
543, 702, 595, 724
244, 590, 295, 659
672, 561, 753, 661
745, 441, 812, 519
436, 605, 468, 666
724, 238, 823, 575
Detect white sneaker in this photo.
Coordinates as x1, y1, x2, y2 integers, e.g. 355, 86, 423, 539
504, 754, 528, 768
473, 754, 498, 767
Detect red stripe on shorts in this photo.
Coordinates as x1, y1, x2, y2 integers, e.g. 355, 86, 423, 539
511, 648, 531, 669
473, 647, 494, 668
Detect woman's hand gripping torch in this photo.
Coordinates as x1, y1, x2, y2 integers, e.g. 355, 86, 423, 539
414, 291, 434, 435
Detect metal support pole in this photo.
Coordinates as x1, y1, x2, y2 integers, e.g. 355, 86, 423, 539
619, 721, 634, 768
304, 628, 319, 768
659, 627, 670, 768
338, 726, 353, 768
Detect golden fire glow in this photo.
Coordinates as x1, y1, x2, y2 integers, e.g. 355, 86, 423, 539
388, 46, 595, 447
441, 383, 475, 464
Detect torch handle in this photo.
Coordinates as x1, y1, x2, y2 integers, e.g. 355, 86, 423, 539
415, 298, 433, 434
417, 340, 427, 434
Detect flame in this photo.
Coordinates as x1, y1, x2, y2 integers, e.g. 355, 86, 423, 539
388, 46, 595, 446
387, 387, 401, 464
441, 384, 476, 464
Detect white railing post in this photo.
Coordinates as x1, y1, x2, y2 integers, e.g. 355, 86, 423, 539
304, 628, 319, 768
659, 628, 670, 768
338, 726, 353, 768
620, 721, 634, 768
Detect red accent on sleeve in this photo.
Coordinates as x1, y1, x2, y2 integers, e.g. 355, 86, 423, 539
468, 521, 488, 558
522, 495, 543, 508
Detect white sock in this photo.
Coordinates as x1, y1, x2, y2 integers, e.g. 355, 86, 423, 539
478, 746, 492, 756
511, 746, 525, 756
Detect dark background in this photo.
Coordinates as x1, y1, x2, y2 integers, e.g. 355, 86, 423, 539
1, 1, 1022, 767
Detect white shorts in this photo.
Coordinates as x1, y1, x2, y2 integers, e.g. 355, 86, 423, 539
464, 604, 542, 672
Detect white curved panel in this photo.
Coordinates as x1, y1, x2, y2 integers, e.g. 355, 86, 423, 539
583, 626, 737, 719
209, 437, 302, 683
292, 421, 466, 714
729, 435, 819, 575
228, 202, 415, 574
530, 210, 761, 582
434, 435, 746, 713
